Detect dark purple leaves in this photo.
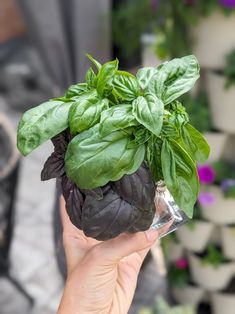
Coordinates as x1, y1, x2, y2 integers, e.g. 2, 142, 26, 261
62, 176, 84, 229
81, 186, 141, 240
111, 163, 155, 210
41, 130, 70, 181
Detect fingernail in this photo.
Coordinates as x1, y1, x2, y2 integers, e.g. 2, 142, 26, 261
145, 229, 158, 242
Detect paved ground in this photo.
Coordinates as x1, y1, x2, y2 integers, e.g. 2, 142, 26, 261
0, 96, 167, 314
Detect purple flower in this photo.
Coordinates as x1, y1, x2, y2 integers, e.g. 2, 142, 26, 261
197, 165, 215, 185
176, 258, 188, 270
151, 0, 158, 11
220, 0, 235, 7
221, 179, 235, 192
198, 192, 215, 206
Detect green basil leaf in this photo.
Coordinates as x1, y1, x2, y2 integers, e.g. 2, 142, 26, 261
65, 83, 88, 99
136, 67, 157, 90
127, 128, 151, 149
17, 100, 72, 156
65, 125, 145, 189
112, 74, 139, 101
97, 59, 118, 96
161, 138, 199, 218
146, 136, 163, 182
69, 91, 109, 134
85, 67, 97, 88
86, 53, 101, 70
148, 55, 200, 104
132, 94, 164, 136
99, 104, 139, 136
181, 123, 210, 163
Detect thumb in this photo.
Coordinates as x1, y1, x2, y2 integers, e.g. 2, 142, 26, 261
94, 229, 159, 263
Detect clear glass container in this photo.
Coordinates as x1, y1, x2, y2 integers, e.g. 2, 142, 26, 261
151, 180, 189, 238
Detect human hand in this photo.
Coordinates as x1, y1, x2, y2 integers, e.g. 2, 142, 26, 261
57, 196, 169, 314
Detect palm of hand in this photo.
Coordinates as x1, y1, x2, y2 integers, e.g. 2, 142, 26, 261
59, 197, 150, 314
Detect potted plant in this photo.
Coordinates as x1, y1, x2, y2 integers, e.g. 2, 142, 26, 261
176, 204, 214, 253
168, 258, 205, 307
188, 245, 234, 291
221, 224, 235, 259
198, 161, 235, 224
16, 54, 210, 240
206, 49, 235, 133
161, 233, 184, 263
211, 278, 235, 314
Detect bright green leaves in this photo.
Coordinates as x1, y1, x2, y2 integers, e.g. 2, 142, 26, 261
65, 125, 145, 189
148, 55, 200, 104
132, 94, 164, 136
69, 91, 109, 134
161, 138, 199, 218
112, 73, 139, 101
17, 100, 72, 156
136, 67, 157, 90
96, 59, 118, 96
65, 83, 88, 99
99, 105, 139, 136
180, 123, 210, 163
17, 53, 208, 220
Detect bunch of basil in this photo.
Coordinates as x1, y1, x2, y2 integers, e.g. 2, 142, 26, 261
17, 54, 209, 239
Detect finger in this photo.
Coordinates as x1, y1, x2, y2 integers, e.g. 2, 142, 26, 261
93, 229, 159, 264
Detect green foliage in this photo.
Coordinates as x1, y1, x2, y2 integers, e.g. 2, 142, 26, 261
213, 160, 235, 184
201, 245, 226, 268
17, 54, 209, 218
224, 49, 235, 88
139, 297, 195, 314
112, 0, 155, 59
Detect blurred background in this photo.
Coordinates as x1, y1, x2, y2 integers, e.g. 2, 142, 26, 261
1, 1, 235, 313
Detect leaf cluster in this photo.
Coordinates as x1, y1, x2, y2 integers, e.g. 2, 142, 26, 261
17, 54, 209, 218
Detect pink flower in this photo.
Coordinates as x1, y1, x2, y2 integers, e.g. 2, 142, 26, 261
176, 258, 188, 270
197, 165, 215, 185
220, 0, 235, 8
198, 191, 215, 206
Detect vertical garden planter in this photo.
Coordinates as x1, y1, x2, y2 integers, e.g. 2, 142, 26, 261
188, 252, 235, 291
206, 71, 235, 133
141, 33, 163, 67
221, 226, 235, 260
172, 285, 205, 307
200, 186, 235, 224
176, 221, 214, 253
211, 291, 235, 314
203, 132, 228, 163
192, 11, 235, 69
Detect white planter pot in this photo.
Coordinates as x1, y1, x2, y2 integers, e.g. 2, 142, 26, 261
165, 241, 184, 263
141, 33, 164, 67
176, 221, 214, 253
211, 291, 235, 314
188, 252, 234, 291
206, 71, 235, 134
191, 11, 235, 69
221, 226, 235, 260
172, 284, 204, 306
203, 132, 228, 163
200, 186, 235, 225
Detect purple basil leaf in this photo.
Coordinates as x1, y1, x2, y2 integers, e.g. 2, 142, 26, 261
111, 163, 155, 210
81, 187, 141, 240
41, 152, 65, 181
51, 130, 70, 154
80, 188, 103, 200
127, 208, 155, 233
61, 176, 84, 229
